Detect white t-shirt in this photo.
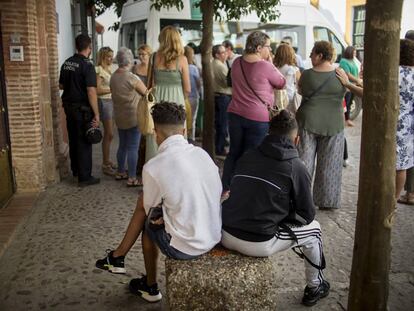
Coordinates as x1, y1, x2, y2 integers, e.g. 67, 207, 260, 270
277, 64, 299, 102
143, 135, 222, 256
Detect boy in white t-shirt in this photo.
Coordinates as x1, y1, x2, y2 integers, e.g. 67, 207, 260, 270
96, 102, 222, 302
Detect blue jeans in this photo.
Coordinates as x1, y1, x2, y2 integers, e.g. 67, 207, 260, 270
222, 113, 269, 190
145, 207, 198, 260
117, 127, 141, 178
215, 94, 231, 154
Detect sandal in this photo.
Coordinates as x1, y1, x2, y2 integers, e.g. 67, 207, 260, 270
115, 172, 128, 180
108, 162, 118, 169
397, 192, 414, 205
126, 178, 143, 187
102, 164, 116, 176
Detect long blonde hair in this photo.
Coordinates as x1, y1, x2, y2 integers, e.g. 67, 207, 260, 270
158, 26, 184, 65
97, 46, 113, 67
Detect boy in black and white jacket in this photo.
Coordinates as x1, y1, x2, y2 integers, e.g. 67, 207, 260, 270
221, 110, 330, 307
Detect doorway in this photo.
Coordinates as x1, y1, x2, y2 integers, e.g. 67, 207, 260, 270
0, 23, 15, 208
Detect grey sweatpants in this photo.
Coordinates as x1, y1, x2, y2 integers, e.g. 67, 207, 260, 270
221, 220, 326, 288
298, 129, 344, 209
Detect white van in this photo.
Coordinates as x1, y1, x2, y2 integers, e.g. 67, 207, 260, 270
120, 0, 351, 64
119, 0, 362, 119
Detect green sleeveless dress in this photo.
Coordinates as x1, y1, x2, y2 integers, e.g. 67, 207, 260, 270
146, 57, 185, 161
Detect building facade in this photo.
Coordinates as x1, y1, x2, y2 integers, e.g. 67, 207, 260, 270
345, 0, 414, 61
0, 0, 66, 207
0, 0, 99, 208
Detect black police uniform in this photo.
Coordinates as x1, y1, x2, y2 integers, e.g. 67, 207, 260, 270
59, 54, 97, 182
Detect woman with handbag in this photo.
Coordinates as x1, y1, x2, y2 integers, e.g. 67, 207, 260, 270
296, 41, 346, 209
221, 31, 286, 195
145, 25, 191, 161
110, 47, 147, 187
96, 46, 116, 176
273, 43, 301, 113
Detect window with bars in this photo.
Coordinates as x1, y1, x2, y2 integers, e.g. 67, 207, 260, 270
353, 5, 365, 53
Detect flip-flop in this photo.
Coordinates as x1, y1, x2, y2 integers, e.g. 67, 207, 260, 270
126, 178, 143, 187
115, 173, 128, 180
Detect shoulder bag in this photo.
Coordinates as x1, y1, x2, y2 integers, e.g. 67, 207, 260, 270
240, 58, 278, 120
287, 69, 302, 114
274, 89, 289, 111
137, 53, 156, 135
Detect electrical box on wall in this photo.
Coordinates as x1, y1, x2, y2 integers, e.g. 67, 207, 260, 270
10, 46, 24, 61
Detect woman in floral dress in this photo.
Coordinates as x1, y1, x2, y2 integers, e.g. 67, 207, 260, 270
396, 39, 414, 200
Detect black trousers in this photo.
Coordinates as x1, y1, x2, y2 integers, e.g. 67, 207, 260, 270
214, 94, 231, 154
344, 91, 353, 121
64, 104, 93, 182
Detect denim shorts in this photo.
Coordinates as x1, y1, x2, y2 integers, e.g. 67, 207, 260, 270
98, 98, 113, 121
144, 209, 198, 260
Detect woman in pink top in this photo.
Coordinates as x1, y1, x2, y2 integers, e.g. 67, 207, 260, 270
222, 31, 286, 192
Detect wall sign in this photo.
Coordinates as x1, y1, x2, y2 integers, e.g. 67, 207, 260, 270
10, 46, 24, 61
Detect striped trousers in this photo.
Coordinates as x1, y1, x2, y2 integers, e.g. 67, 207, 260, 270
298, 129, 344, 209
221, 220, 326, 288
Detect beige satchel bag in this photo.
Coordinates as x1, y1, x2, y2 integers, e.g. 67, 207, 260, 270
137, 53, 156, 135
274, 89, 289, 111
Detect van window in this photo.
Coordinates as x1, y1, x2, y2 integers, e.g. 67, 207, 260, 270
241, 24, 306, 59
121, 21, 147, 57
329, 30, 344, 62
159, 19, 229, 47
313, 27, 329, 42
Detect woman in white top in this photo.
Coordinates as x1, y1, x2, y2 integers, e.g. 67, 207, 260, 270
96, 47, 116, 175
273, 43, 301, 112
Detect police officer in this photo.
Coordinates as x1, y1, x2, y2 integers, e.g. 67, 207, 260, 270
59, 34, 100, 187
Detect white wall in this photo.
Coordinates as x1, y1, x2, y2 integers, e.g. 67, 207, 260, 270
56, 0, 75, 67
96, 7, 119, 53
401, 0, 414, 38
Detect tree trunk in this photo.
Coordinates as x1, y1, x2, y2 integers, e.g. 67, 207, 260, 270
348, 0, 403, 310
199, 0, 215, 157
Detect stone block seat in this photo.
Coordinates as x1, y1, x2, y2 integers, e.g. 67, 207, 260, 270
165, 245, 277, 311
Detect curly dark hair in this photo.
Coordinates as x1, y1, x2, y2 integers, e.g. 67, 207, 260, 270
312, 41, 334, 62
400, 39, 414, 66
269, 110, 297, 136
151, 102, 186, 125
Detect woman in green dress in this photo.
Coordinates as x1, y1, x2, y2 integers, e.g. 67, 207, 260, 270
146, 25, 191, 161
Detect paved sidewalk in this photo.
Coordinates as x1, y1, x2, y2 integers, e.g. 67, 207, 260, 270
0, 116, 413, 310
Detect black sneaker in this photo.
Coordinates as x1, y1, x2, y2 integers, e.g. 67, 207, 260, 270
129, 275, 162, 302
78, 176, 100, 187
302, 280, 330, 306
95, 249, 126, 274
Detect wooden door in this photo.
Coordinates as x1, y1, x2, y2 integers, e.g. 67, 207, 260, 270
0, 22, 15, 208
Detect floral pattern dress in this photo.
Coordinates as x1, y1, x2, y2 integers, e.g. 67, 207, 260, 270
396, 66, 414, 170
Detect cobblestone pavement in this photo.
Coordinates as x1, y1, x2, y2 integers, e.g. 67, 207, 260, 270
0, 116, 413, 311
